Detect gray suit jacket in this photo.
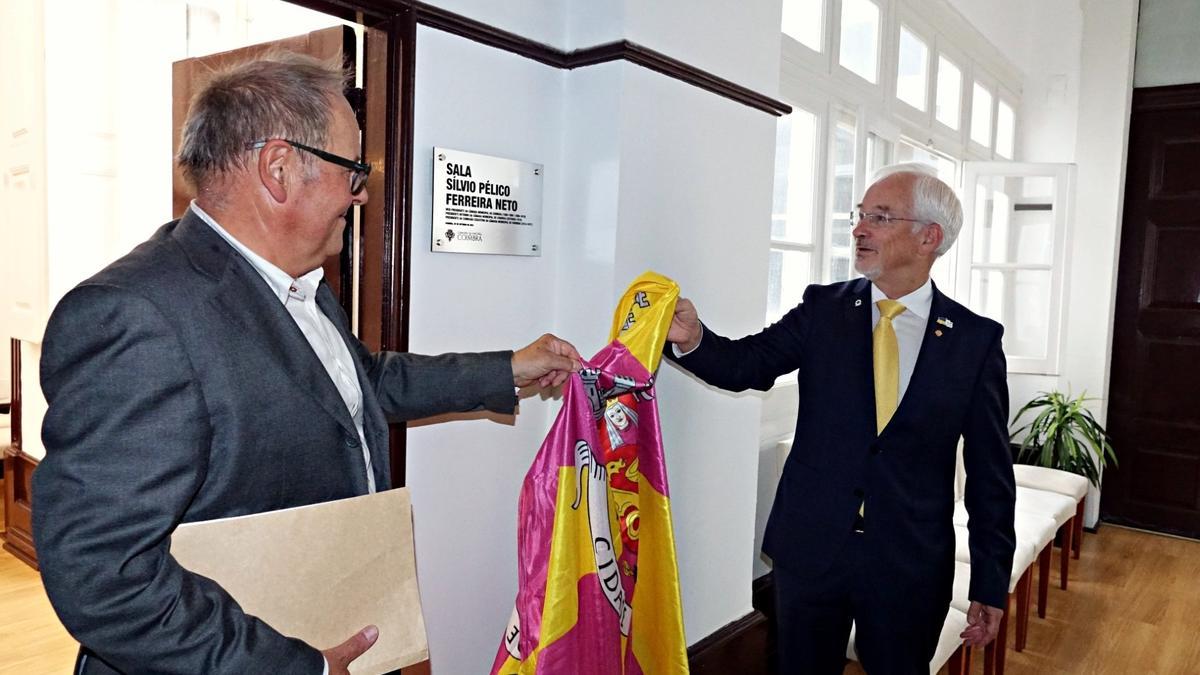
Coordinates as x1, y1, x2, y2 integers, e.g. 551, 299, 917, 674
32, 210, 517, 674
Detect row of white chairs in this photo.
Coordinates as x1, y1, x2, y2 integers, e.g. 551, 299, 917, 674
843, 443, 1090, 674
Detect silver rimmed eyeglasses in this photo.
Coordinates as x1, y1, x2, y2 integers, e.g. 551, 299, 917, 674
249, 139, 371, 195
852, 210, 930, 226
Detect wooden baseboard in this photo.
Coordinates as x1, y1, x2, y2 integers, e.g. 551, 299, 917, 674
3, 448, 38, 570
687, 609, 771, 675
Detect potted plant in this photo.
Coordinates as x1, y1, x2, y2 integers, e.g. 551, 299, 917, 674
1010, 391, 1117, 488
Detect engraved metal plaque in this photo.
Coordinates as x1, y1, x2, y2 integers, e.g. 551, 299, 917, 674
432, 147, 543, 256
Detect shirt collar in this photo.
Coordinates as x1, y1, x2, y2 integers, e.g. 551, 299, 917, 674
189, 201, 324, 304
870, 277, 933, 321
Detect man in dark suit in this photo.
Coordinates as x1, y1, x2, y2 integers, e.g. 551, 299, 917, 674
32, 53, 580, 675
665, 165, 1015, 673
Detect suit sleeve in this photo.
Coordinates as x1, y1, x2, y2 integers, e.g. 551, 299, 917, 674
33, 285, 323, 675
962, 325, 1017, 609
358, 347, 518, 422
665, 286, 816, 392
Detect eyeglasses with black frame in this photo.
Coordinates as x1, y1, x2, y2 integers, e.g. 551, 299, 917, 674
249, 139, 371, 195
852, 210, 930, 226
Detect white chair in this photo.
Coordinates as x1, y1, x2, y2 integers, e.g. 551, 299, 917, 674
846, 607, 971, 674
1016, 485, 1079, 611
954, 512, 1053, 674
1013, 464, 1089, 561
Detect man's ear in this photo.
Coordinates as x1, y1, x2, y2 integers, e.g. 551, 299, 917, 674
257, 141, 291, 204
922, 222, 945, 255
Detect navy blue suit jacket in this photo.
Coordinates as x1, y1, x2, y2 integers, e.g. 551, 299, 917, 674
672, 278, 1015, 609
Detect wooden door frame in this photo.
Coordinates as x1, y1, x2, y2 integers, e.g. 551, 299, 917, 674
285, 1, 417, 488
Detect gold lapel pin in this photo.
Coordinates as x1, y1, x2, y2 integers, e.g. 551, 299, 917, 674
935, 329, 943, 337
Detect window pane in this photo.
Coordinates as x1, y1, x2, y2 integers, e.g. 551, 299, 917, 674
772, 108, 819, 244
767, 249, 814, 325
996, 100, 1015, 159
971, 82, 993, 146
935, 55, 961, 129
830, 112, 857, 282
782, 0, 823, 52
894, 139, 957, 186
896, 26, 929, 110
970, 269, 1051, 359
867, 132, 891, 177
839, 0, 880, 83
972, 175, 1055, 265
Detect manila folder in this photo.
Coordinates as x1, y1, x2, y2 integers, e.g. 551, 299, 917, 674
170, 488, 428, 674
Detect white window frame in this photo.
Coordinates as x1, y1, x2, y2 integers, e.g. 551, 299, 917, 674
892, 10, 935, 127
968, 75, 997, 156
994, 91, 1018, 160
930, 40, 967, 144
956, 162, 1074, 374
832, 0, 887, 94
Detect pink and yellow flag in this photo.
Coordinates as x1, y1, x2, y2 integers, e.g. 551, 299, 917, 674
491, 271, 688, 675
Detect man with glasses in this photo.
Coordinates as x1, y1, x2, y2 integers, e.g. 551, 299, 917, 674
33, 52, 580, 675
665, 165, 1015, 674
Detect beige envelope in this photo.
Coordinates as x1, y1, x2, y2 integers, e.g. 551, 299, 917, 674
171, 488, 428, 674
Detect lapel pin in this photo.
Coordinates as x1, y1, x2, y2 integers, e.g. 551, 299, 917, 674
936, 317, 954, 329
855, 299, 863, 307
935, 329, 943, 337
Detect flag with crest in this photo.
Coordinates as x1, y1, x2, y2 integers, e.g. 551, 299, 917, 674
490, 271, 688, 675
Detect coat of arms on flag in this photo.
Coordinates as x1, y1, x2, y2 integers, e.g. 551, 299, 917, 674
491, 271, 689, 675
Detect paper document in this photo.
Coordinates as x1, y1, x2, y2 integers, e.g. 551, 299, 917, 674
171, 488, 428, 674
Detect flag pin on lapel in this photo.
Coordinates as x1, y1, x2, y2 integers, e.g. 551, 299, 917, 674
935, 317, 953, 337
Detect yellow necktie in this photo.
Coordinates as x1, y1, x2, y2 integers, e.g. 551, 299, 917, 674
873, 299, 907, 434
860, 299, 906, 523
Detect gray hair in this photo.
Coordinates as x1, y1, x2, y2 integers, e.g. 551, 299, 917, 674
177, 51, 348, 191
869, 162, 963, 256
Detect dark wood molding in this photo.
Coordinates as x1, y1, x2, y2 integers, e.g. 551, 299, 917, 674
386, 5, 418, 489
411, 2, 791, 116
687, 609, 771, 675
3, 449, 39, 569
1132, 82, 1200, 112
9, 339, 20, 451
570, 41, 791, 116
412, 2, 566, 69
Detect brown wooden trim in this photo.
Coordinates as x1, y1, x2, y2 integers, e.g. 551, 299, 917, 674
412, 2, 566, 69
687, 609, 771, 674
411, 2, 791, 116
1133, 82, 1200, 112
3, 449, 39, 569
9, 338, 20, 451
570, 41, 791, 116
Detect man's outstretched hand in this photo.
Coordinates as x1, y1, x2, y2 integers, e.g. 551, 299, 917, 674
322, 625, 378, 675
667, 298, 702, 353
512, 333, 582, 388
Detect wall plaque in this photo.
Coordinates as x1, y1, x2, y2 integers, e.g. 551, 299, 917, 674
432, 147, 543, 256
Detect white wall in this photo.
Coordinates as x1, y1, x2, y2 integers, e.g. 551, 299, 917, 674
612, 63, 776, 640
410, 0, 783, 663
1134, 0, 1200, 88
406, 26, 567, 673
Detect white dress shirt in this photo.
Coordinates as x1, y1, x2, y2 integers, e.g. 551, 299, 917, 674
191, 202, 376, 495
870, 277, 933, 404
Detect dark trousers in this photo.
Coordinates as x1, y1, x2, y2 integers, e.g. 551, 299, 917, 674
772, 533, 948, 675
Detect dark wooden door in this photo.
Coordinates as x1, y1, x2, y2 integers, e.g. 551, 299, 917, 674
1103, 84, 1200, 539
171, 25, 358, 314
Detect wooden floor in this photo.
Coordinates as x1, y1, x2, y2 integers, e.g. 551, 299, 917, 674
0, 479, 78, 674
2, 483, 1199, 674
845, 525, 1200, 675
